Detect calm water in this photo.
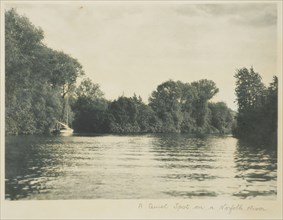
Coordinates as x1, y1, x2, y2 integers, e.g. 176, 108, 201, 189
5, 134, 277, 200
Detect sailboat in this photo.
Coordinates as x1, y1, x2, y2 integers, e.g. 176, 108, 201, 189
53, 120, 74, 135
52, 93, 74, 135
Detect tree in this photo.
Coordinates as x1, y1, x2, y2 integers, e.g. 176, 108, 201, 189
107, 96, 140, 133
261, 76, 278, 144
233, 67, 277, 145
47, 50, 84, 125
149, 80, 183, 132
5, 9, 45, 134
190, 79, 219, 130
5, 9, 83, 134
75, 78, 104, 100
234, 67, 265, 138
136, 103, 160, 132
71, 78, 232, 135
235, 67, 265, 112
208, 102, 234, 134
148, 79, 220, 134
72, 78, 108, 133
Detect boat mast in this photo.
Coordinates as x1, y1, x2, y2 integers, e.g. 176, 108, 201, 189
66, 93, 69, 127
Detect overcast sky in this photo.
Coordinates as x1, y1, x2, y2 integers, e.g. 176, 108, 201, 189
5, 2, 278, 110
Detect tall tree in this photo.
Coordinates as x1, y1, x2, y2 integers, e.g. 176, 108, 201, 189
190, 79, 219, 130
47, 50, 84, 125
149, 80, 183, 132
233, 67, 277, 145
261, 76, 278, 143
5, 9, 83, 134
235, 67, 266, 112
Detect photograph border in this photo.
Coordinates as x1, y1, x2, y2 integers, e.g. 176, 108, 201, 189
0, 1, 282, 219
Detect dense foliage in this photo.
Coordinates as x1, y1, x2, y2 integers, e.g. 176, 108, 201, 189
5, 9, 83, 134
71, 78, 109, 133
72, 79, 234, 134
233, 68, 278, 145
5, 9, 235, 135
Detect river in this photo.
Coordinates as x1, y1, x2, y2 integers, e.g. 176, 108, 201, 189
5, 134, 277, 200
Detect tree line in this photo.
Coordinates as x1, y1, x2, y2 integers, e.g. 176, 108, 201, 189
5, 9, 234, 135
233, 67, 278, 145
5, 9, 277, 144
72, 78, 234, 134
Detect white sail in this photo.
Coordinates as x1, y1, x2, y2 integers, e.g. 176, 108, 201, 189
53, 120, 73, 135
56, 121, 70, 128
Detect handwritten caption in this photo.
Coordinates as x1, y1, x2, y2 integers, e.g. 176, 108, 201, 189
137, 203, 266, 214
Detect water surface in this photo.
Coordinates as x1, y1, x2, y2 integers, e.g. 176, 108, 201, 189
5, 134, 277, 200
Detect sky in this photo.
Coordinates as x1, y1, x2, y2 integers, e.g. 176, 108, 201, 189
4, 2, 279, 110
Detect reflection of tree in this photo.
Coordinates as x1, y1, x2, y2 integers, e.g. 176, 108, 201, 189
233, 139, 277, 199
152, 134, 217, 167
5, 136, 68, 200
151, 134, 219, 198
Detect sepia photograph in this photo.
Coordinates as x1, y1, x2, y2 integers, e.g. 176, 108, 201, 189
0, 0, 282, 219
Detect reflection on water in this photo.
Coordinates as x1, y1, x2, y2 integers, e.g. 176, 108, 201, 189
5, 134, 277, 200
233, 139, 277, 199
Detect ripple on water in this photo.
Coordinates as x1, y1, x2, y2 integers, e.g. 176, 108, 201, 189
5, 135, 277, 200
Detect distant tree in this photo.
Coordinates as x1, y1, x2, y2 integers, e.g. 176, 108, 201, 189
107, 96, 140, 133
148, 79, 220, 134
149, 80, 183, 132
71, 78, 233, 135
136, 104, 160, 132
179, 83, 197, 133
190, 79, 219, 131
72, 79, 108, 133
208, 102, 234, 134
75, 78, 104, 100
